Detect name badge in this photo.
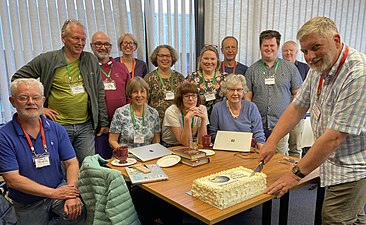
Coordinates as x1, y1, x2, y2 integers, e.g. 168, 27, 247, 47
165, 91, 175, 100
204, 92, 216, 101
312, 102, 321, 121
70, 83, 85, 94
33, 153, 50, 168
265, 77, 275, 85
103, 79, 116, 90
134, 133, 145, 144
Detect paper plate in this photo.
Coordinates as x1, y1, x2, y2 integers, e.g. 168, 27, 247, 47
111, 158, 137, 167
157, 155, 181, 168
199, 149, 216, 156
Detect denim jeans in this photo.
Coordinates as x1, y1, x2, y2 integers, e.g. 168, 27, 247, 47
63, 120, 95, 164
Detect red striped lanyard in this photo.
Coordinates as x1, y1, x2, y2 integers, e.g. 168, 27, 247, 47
317, 46, 349, 96
221, 61, 237, 74
19, 117, 48, 155
121, 56, 135, 78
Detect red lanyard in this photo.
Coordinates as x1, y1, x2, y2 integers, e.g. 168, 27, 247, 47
317, 46, 349, 96
221, 61, 237, 74
121, 56, 135, 78
19, 117, 48, 155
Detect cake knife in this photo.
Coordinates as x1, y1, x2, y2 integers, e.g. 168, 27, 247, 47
250, 161, 264, 176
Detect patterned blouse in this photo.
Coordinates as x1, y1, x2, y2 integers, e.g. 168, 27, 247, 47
144, 69, 185, 125
186, 71, 226, 116
109, 104, 161, 148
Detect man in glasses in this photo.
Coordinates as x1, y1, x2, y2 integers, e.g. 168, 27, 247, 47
244, 30, 303, 155
12, 19, 109, 164
90, 31, 130, 159
220, 36, 248, 76
0, 78, 85, 225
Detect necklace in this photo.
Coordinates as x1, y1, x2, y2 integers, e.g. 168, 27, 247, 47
226, 100, 241, 119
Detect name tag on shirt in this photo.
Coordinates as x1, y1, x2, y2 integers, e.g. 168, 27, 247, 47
134, 133, 145, 144
165, 91, 175, 100
103, 79, 116, 90
70, 83, 85, 94
204, 92, 216, 101
33, 153, 50, 168
265, 77, 275, 85
312, 102, 321, 121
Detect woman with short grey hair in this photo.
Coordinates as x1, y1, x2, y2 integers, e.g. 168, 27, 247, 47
209, 74, 265, 149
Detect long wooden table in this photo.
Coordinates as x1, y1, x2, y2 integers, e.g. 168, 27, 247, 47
108, 150, 320, 225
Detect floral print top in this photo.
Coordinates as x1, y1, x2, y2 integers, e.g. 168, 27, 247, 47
186, 71, 226, 116
144, 69, 185, 125
109, 104, 161, 148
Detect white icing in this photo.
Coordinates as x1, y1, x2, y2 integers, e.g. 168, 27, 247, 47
191, 166, 267, 209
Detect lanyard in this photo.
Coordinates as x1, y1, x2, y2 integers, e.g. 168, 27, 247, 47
156, 70, 174, 89
64, 54, 81, 82
130, 104, 145, 131
221, 61, 237, 74
317, 45, 349, 96
181, 112, 194, 129
260, 60, 279, 76
201, 71, 217, 90
99, 61, 113, 78
121, 56, 135, 78
18, 117, 48, 156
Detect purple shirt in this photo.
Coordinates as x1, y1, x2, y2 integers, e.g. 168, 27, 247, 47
100, 58, 131, 121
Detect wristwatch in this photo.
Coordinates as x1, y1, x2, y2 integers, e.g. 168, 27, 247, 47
292, 165, 305, 178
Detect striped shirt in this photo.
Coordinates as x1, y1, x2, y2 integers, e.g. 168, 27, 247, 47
294, 44, 366, 186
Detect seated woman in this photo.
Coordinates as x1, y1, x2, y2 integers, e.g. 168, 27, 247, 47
162, 82, 209, 147
109, 77, 160, 148
209, 74, 265, 149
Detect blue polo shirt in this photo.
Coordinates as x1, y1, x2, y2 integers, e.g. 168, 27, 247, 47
0, 114, 76, 203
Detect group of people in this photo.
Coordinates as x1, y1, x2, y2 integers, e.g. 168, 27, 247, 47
0, 16, 365, 225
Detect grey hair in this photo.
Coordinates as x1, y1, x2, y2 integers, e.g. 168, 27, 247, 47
297, 17, 339, 41
118, 33, 139, 50
11, 78, 44, 96
282, 40, 298, 50
61, 19, 85, 37
221, 74, 249, 96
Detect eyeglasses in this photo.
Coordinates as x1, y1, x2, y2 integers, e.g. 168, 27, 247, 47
157, 54, 172, 58
16, 95, 43, 102
183, 93, 198, 99
92, 42, 112, 48
122, 41, 135, 46
228, 88, 244, 93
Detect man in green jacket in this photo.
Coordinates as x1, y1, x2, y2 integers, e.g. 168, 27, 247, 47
12, 19, 109, 164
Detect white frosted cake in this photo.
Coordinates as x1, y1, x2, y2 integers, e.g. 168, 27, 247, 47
191, 166, 267, 209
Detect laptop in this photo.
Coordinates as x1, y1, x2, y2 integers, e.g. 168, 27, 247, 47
213, 131, 253, 152
129, 143, 172, 162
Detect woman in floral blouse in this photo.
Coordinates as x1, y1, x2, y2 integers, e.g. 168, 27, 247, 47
109, 77, 160, 148
186, 45, 226, 117
144, 45, 185, 125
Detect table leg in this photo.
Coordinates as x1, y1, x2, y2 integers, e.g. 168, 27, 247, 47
262, 200, 272, 225
314, 180, 325, 225
279, 192, 289, 225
